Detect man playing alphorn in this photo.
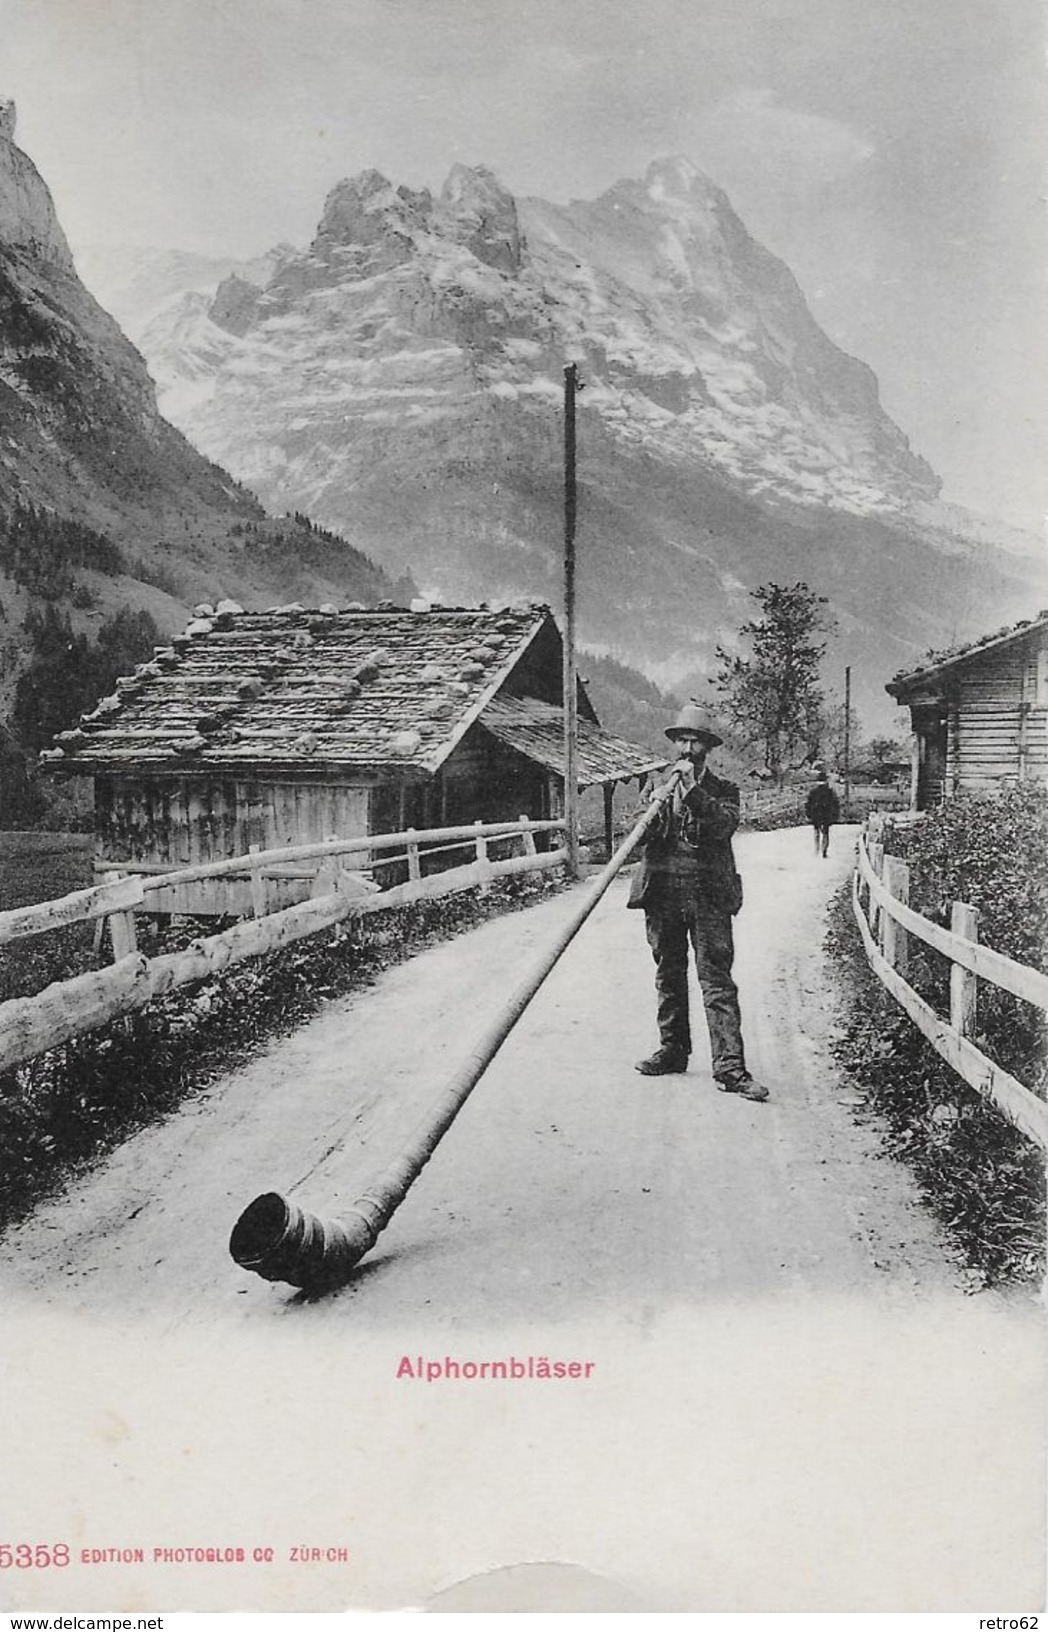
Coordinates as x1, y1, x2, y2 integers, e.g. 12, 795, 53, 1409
627, 702, 768, 1101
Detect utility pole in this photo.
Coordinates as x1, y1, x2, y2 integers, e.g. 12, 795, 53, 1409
844, 664, 852, 818
563, 362, 580, 877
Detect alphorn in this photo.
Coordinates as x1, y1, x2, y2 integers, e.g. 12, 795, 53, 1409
229, 769, 682, 1291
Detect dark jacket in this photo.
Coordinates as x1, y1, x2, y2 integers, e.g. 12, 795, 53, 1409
805, 782, 841, 825
627, 768, 743, 915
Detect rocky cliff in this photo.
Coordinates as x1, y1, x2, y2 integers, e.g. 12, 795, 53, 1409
0, 106, 401, 733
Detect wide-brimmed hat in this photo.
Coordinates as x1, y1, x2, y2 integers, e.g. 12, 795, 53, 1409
665, 702, 723, 747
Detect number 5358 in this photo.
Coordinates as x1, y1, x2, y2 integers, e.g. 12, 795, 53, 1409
0, 1543, 71, 1567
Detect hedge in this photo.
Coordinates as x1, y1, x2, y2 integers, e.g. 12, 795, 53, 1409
828, 784, 1047, 1286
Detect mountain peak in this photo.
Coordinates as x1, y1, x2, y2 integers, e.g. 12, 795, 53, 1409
125, 151, 941, 528
307, 168, 439, 279
319, 166, 394, 225
440, 163, 522, 272
644, 155, 723, 204
55, 153, 1041, 738
315, 167, 433, 254
0, 108, 74, 269
593, 156, 728, 234
441, 162, 510, 207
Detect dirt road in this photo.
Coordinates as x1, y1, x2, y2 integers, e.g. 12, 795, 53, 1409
0, 826, 953, 1316
0, 827, 1043, 1613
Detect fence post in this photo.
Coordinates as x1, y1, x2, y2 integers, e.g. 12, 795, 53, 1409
518, 814, 536, 857
868, 839, 884, 938
473, 819, 493, 893
950, 901, 979, 1037
249, 844, 268, 919
881, 856, 910, 974
107, 871, 138, 962
405, 828, 421, 882
109, 909, 138, 961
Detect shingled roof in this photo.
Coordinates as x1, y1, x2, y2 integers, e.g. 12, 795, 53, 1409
42, 602, 654, 782
887, 609, 1048, 696
481, 695, 666, 787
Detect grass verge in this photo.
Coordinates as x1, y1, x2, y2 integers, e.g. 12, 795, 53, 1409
0, 869, 567, 1232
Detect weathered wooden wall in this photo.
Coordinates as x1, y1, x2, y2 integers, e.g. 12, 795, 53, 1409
96, 775, 373, 914
946, 632, 1048, 795
440, 732, 554, 831
90, 713, 571, 913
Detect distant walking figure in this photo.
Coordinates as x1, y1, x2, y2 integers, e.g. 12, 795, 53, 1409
805, 765, 840, 857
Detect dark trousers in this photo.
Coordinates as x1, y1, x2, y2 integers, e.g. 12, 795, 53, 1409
644, 903, 746, 1078
812, 822, 830, 856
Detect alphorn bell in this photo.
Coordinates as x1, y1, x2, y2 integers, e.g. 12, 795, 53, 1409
229, 768, 682, 1291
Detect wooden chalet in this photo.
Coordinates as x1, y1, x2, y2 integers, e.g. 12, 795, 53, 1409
42, 601, 666, 914
886, 611, 1048, 810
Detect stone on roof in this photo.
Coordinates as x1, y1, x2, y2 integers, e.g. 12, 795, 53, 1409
47, 605, 553, 775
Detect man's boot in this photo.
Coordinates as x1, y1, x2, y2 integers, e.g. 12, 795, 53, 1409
715, 1070, 769, 1102
635, 1046, 689, 1076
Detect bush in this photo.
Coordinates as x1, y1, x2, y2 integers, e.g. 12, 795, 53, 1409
829, 784, 1047, 1286
881, 786, 1048, 971
882, 787, 1047, 1094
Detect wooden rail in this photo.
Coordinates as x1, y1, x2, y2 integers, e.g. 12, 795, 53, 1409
0, 874, 145, 944
852, 823, 1048, 1151
89, 818, 563, 891
0, 818, 567, 1074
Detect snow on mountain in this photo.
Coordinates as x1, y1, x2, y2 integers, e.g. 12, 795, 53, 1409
73, 156, 1045, 726
519, 159, 938, 515
112, 157, 936, 519
74, 241, 295, 340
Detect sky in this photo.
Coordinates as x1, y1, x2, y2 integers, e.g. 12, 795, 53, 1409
2, 0, 1046, 534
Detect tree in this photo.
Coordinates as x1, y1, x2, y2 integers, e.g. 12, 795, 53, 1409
862, 735, 907, 784
867, 735, 904, 767
712, 582, 835, 783
12, 605, 97, 752
12, 604, 161, 753
0, 722, 45, 826
821, 697, 864, 777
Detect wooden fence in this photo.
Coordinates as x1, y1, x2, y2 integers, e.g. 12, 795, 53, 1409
853, 815, 1048, 1150
0, 817, 567, 1076
741, 783, 906, 826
